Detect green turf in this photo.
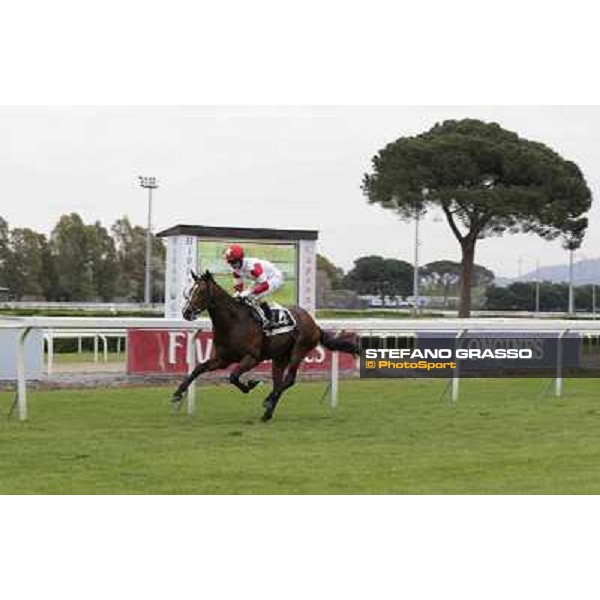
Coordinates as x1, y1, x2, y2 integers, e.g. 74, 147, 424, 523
1, 378, 600, 494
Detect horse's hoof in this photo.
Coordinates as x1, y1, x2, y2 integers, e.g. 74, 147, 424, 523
171, 393, 183, 404
247, 380, 262, 392
261, 399, 275, 421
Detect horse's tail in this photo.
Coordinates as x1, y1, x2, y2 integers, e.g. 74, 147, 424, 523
319, 328, 360, 356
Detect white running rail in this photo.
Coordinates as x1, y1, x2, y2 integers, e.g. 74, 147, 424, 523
3, 316, 600, 420
43, 329, 128, 374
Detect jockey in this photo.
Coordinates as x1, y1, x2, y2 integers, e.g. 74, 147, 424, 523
224, 244, 284, 330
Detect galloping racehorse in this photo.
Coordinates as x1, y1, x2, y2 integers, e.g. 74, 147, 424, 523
173, 270, 358, 421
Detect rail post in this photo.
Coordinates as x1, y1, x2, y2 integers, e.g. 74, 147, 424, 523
452, 329, 468, 402
555, 329, 569, 397
330, 350, 339, 408
186, 330, 197, 415
16, 327, 32, 420
100, 334, 108, 362
46, 331, 54, 375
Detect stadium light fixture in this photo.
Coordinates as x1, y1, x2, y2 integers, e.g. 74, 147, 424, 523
138, 176, 159, 305
412, 188, 428, 315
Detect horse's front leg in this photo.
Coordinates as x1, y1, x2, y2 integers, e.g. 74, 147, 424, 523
172, 356, 229, 403
229, 354, 261, 394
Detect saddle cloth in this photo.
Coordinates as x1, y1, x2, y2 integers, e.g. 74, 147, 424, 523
244, 298, 297, 336
266, 303, 297, 336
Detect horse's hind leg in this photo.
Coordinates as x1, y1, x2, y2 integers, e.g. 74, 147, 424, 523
229, 354, 261, 394
262, 353, 305, 422
263, 356, 287, 408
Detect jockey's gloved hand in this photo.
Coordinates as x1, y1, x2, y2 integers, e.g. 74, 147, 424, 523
238, 290, 252, 299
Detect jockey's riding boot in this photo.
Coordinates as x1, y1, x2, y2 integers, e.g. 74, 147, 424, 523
260, 302, 276, 330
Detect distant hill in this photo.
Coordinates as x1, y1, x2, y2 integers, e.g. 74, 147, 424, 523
501, 257, 600, 286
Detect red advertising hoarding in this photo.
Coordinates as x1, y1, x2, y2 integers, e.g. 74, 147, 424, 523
127, 330, 357, 376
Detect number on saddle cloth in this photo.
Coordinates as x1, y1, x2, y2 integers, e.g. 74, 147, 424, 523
270, 306, 294, 327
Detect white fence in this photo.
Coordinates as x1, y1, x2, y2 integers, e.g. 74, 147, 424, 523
3, 315, 600, 420
43, 329, 127, 375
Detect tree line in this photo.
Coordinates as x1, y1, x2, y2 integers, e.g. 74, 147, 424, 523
486, 281, 600, 312
3, 211, 587, 312
0, 214, 165, 302
318, 254, 494, 305
320, 253, 597, 312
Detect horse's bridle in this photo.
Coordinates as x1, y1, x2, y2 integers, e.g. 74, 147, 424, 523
183, 276, 214, 319
182, 281, 201, 319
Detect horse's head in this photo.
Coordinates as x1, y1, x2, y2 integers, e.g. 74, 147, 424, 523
182, 270, 215, 320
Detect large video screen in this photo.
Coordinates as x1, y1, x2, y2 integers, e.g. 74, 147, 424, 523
197, 239, 298, 305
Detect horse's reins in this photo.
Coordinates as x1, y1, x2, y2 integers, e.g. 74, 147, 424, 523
183, 282, 200, 319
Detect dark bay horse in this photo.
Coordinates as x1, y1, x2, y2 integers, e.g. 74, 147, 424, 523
172, 270, 358, 421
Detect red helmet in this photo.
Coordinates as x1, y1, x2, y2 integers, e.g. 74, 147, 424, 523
225, 244, 244, 264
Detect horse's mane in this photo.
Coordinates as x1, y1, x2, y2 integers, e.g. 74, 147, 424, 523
198, 270, 251, 313
198, 270, 233, 298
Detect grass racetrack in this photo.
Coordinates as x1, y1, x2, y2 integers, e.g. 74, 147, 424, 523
2, 378, 600, 494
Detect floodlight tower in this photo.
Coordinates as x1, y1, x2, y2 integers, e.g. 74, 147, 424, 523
412, 188, 427, 316
138, 176, 159, 305
568, 248, 575, 316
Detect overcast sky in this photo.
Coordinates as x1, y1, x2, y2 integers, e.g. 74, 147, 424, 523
1, 106, 598, 277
